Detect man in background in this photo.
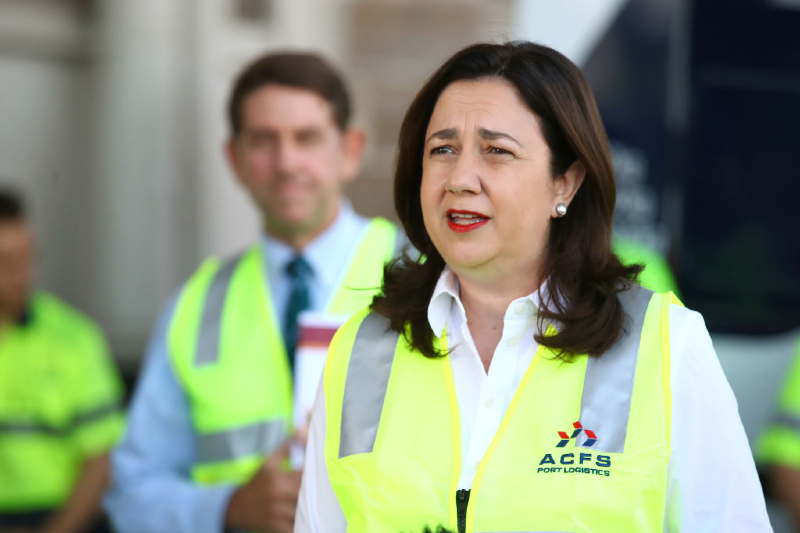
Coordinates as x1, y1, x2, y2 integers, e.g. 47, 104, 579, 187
613, 235, 680, 294
0, 189, 125, 533
104, 52, 401, 533
759, 337, 800, 530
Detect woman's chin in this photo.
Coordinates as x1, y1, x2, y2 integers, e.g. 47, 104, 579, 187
441, 250, 493, 274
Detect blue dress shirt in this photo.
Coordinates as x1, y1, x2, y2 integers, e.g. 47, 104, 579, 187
104, 204, 369, 533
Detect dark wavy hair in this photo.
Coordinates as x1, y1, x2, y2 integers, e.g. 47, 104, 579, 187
227, 52, 351, 135
371, 41, 641, 360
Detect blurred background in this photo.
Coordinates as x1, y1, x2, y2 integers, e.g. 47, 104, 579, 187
1, 0, 798, 528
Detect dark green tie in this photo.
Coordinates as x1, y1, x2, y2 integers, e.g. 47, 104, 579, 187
283, 255, 312, 373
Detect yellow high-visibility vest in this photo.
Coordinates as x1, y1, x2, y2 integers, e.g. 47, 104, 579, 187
168, 217, 400, 485
0, 292, 124, 511
324, 285, 682, 533
758, 337, 800, 469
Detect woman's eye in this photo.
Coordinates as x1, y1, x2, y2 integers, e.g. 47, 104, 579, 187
488, 146, 512, 156
430, 146, 454, 155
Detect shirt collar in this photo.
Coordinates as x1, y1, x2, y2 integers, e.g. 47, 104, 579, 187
261, 200, 360, 285
427, 267, 461, 337
427, 266, 549, 338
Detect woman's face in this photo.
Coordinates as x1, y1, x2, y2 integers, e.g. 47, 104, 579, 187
420, 77, 561, 285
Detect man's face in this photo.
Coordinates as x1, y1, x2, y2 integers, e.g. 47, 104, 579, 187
0, 220, 34, 316
226, 84, 363, 245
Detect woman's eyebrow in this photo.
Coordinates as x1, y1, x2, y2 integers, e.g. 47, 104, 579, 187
426, 127, 458, 144
425, 127, 522, 147
478, 128, 521, 147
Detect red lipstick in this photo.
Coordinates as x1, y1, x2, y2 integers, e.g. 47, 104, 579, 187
446, 209, 490, 233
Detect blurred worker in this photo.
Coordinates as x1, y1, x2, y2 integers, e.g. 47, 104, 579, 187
613, 235, 680, 294
759, 336, 800, 529
104, 52, 401, 533
0, 189, 125, 533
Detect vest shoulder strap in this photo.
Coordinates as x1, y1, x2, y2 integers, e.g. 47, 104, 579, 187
327, 217, 400, 315
338, 311, 399, 458
168, 246, 260, 376
577, 285, 653, 453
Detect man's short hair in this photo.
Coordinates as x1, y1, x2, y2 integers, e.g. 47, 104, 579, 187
0, 189, 25, 222
227, 52, 352, 136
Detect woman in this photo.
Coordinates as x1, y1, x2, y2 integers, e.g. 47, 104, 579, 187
296, 42, 772, 533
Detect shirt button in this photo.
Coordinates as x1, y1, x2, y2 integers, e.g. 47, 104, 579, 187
515, 303, 527, 315
507, 336, 519, 347
486, 398, 495, 408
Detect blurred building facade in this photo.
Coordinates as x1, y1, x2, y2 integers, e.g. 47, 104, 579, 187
0, 0, 524, 367
0, 0, 348, 366
2, 0, 644, 364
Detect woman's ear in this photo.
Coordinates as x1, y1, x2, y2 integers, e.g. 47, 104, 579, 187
552, 161, 586, 216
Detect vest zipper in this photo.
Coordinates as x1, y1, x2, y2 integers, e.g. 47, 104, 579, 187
455, 489, 470, 533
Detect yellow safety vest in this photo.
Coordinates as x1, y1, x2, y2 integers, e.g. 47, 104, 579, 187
0, 292, 124, 511
168, 217, 399, 485
324, 285, 681, 533
758, 337, 800, 469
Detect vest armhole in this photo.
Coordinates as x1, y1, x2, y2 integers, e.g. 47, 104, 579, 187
660, 292, 675, 456
667, 291, 684, 308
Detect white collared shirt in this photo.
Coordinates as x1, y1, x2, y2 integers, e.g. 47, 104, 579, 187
428, 267, 545, 489
296, 268, 774, 532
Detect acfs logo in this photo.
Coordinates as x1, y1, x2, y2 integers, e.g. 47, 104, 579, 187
557, 421, 597, 447
537, 421, 612, 477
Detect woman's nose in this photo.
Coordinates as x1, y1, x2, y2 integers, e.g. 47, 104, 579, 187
444, 151, 482, 194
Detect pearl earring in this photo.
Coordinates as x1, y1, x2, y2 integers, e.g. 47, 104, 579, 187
556, 203, 568, 216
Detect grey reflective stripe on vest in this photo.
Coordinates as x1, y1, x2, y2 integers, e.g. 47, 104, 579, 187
576, 285, 654, 454
339, 312, 399, 458
195, 254, 243, 367
0, 422, 66, 436
72, 400, 123, 427
196, 419, 285, 464
775, 411, 800, 433
0, 400, 122, 437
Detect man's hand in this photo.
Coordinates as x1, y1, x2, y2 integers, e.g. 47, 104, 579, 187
224, 442, 303, 533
